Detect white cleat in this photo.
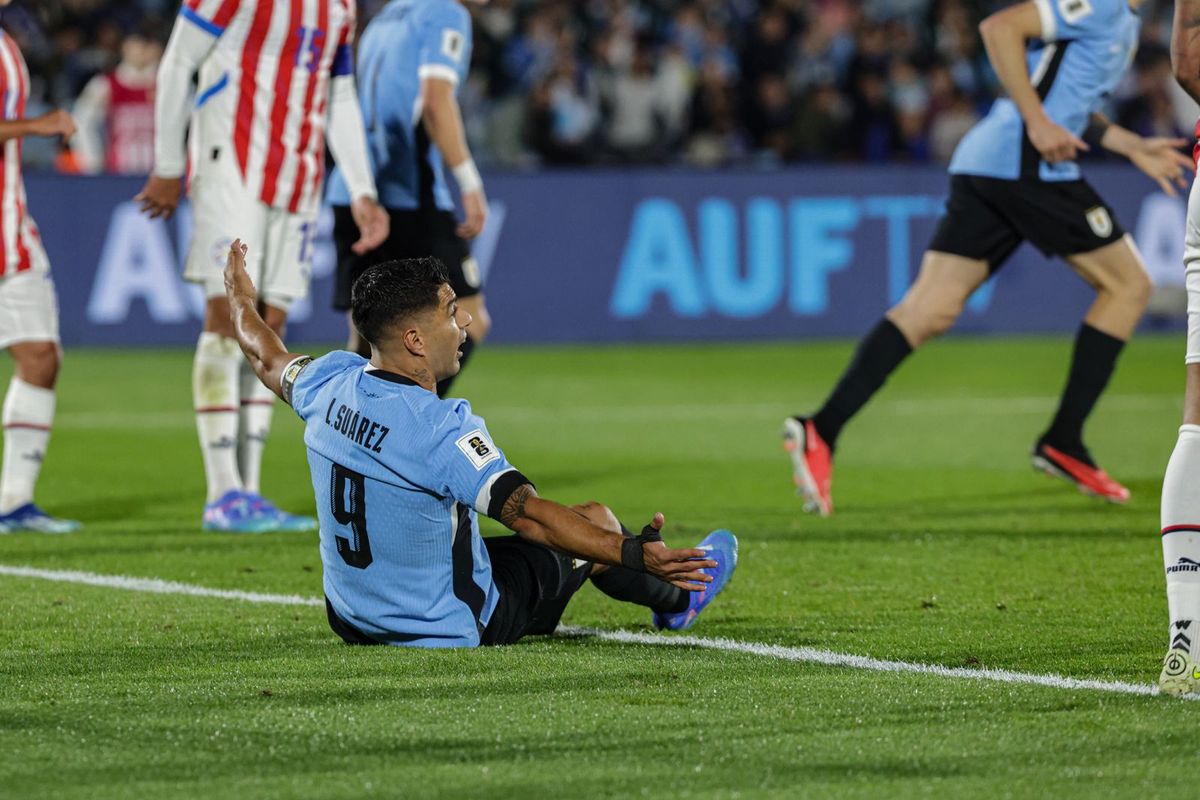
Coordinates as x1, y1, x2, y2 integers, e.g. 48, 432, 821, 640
1159, 649, 1200, 697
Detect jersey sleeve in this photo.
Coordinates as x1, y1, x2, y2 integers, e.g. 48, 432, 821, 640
429, 403, 530, 517
331, 2, 356, 77
417, 3, 472, 86
284, 351, 366, 421
180, 0, 243, 37
1034, 0, 1114, 42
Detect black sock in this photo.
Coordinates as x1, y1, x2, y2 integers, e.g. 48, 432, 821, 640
811, 317, 913, 449
436, 336, 476, 398
591, 566, 689, 613
592, 522, 688, 613
1041, 323, 1125, 459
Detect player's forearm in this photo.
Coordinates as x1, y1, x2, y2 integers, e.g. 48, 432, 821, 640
979, 11, 1047, 126
507, 493, 624, 567
0, 118, 47, 143
1093, 114, 1140, 158
326, 75, 377, 201
153, 19, 213, 178
1173, 0, 1200, 103
227, 295, 290, 398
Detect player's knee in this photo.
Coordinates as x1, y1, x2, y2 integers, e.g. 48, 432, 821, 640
1125, 268, 1153, 309
891, 298, 960, 344
14, 342, 59, 388
203, 298, 237, 339
262, 305, 289, 337
574, 501, 620, 532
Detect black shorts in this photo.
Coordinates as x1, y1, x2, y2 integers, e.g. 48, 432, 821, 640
331, 205, 480, 311
928, 174, 1125, 272
480, 535, 592, 646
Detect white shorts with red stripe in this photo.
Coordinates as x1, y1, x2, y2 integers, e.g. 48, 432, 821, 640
0, 267, 60, 349
1185, 173, 1200, 364
183, 147, 316, 308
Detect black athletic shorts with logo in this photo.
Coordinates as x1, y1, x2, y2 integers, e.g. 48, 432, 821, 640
325, 535, 591, 647
928, 174, 1125, 273
331, 205, 481, 311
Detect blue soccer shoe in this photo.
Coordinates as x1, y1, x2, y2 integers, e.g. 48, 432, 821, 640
245, 493, 318, 533
652, 529, 738, 631
0, 503, 81, 534
202, 490, 273, 533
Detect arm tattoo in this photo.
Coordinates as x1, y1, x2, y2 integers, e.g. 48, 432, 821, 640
499, 483, 535, 527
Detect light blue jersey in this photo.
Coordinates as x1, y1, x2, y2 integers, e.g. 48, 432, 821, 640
326, 0, 472, 211
949, 0, 1139, 182
286, 351, 523, 648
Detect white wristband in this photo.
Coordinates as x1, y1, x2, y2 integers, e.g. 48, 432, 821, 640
452, 158, 483, 195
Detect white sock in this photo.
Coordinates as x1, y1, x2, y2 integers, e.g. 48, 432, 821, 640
237, 361, 275, 497
193, 332, 243, 504
0, 377, 54, 514
1161, 423, 1200, 657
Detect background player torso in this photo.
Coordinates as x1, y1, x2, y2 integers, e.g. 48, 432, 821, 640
105, 72, 155, 175
325, 0, 473, 211
949, 0, 1140, 182
291, 351, 506, 647
0, 31, 45, 278
186, 0, 354, 215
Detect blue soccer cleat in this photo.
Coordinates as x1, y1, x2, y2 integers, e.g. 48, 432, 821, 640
245, 493, 318, 533
653, 529, 738, 631
0, 503, 81, 534
202, 490, 273, 533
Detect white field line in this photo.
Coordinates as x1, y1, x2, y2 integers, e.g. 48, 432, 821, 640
54, 394, 1178, 429
0, 564, 1182, 700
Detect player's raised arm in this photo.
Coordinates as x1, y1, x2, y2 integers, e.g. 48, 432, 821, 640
979, 1, 1088, 164
1173, 0, 1200, 103
136, 3, 224, 219
222, 240, 307, 401
497, 486, 715, 592
325, 20, 388, 255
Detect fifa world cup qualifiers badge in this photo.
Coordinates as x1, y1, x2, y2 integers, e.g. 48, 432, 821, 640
455, 429, 499, 470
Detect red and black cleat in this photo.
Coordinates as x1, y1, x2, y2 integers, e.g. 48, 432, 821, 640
1031, 441, 1130, 504
783, 417, 834, 516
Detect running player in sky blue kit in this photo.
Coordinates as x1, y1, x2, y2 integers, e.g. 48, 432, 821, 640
222, 241, 737, 646
327, 0, 491, 398
785, 0, 1195, 515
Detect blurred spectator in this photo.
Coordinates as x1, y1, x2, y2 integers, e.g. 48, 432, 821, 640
72, 26, 160, 174
5, 0, 1195, 171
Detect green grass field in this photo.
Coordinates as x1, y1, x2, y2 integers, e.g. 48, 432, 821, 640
1, 335, 1195, 799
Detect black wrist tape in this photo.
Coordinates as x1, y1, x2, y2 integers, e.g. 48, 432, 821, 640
1082, 118, 1110, 148
620, 524, 663, 572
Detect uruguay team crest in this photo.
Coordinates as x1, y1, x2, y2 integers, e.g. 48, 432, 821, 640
1085, 206, 1113, 238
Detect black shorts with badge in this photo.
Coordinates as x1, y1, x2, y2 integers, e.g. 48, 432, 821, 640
479, 535, 592, 646
928, 174, 1125, 273
332, 206, 481, 311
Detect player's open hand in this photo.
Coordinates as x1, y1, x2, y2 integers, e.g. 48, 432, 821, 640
30, 109, 75, 140
638, 512, 717, 592
350, 196, 389, 255
135, 175, 183, 220
1027, 114, 1088, 164
223, 239, 257, 303
457, 189, 488, 240
1130, 137, 1194, 198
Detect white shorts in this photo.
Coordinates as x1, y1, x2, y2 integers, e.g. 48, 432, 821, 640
1185, 175, 1200, 364
0, 268, 60, 349
184, 150, 316, 310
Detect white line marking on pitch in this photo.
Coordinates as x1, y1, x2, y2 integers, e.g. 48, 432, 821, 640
0, 564, 1181, 700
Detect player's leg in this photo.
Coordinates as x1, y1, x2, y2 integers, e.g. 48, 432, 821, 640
0, 263, 78, 532
232, 210, 319, 532
1030, 235, 1150, 502
1159, 180, 1200, 695
784, 250, 991, 515
435, 212, 488, 397
580, 502, 738, 632
784, 174, 1015, 515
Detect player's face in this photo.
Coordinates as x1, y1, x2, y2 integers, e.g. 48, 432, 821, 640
425, 284, 471, 381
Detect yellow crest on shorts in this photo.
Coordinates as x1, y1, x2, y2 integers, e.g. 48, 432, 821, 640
1085, 206, 1113, 239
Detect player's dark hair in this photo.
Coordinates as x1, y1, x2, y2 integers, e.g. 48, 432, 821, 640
350, 257, 451, 346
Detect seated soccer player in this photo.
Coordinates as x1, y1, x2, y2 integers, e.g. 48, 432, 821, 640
222, 241, 737, 646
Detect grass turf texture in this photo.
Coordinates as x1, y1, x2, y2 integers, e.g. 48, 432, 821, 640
0, 335, 1193, 799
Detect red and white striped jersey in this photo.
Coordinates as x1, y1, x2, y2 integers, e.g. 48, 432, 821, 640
182, 0, 356, 215
0, 31, 45, 277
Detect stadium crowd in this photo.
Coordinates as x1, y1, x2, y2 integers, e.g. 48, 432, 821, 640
5, 0, 1196, 171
